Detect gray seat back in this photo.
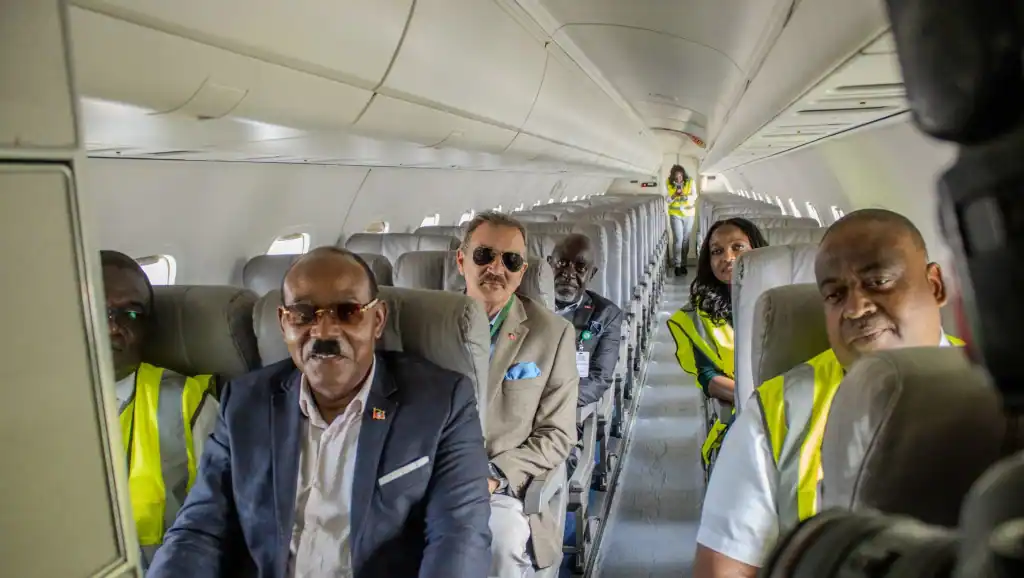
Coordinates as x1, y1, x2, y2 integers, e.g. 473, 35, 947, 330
524, 221, 610, 301
253, 286, 490, 429
764, 227, 827, 247
414, 225, 464, 239
752, 284, 830, 385
514, 212, 559, 223
344, 233, 457, 265
732, 244, 819, 412
144, 285, 261, 380
821, 347, 1006, 527
242, 252, 393, 297
746, 216, 821, 230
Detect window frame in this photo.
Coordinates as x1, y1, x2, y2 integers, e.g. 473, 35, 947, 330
136, 254, 177, 286
266, 232, 311, 255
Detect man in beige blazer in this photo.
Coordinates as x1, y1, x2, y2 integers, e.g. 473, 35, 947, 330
457, 212, 579, 577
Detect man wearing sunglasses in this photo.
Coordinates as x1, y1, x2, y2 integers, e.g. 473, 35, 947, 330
457, 212, 579, 577
547, 234, 623, 474
149, 247, 492, 578
100, 250, 219, 571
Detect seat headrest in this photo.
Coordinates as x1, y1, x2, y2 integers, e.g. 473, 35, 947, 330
732, 244, 819, 412
414, 225, 465, 238
344, 233, 458, 264
253, 287, 490, 426
764, 227, 827, 246
821, 347, 1006, 527
393, 251, 555, 310
514, 212, 558, 223
242, 252, 393, 297
527, 232, 568, 260
752, 284, 829, 385
746, 216, 821, 229
144, 285, 260, 379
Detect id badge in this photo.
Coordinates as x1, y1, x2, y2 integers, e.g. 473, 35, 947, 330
576, 351, 590, 378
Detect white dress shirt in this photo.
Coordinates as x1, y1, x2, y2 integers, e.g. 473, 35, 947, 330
288, 360, 375, 578
696, 333, 954, 566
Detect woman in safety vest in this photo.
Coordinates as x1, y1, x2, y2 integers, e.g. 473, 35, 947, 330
666, 164, 696, 277
666, 217, 767, 475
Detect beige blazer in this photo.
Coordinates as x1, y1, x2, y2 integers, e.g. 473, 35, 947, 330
486, 294, 579, 568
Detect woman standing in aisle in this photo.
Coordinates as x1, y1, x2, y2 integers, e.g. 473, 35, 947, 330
667, 164, 696, 276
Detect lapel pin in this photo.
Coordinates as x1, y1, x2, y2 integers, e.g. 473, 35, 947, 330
508, 333, 517, 340
372, 408, 386, 420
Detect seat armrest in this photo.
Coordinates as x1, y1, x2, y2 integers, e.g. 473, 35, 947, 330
712, 398, 734, 423
577, 401, 598, 423
524, 462, 567, 515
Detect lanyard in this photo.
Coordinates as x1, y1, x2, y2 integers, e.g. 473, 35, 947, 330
489, 297, 514, 340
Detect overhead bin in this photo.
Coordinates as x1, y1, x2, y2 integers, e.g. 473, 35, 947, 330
355, 95, 517, 153
381, 0, 547, 129
69, 7, 373, 130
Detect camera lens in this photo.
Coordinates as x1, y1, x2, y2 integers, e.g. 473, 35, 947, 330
760, 509, 958, 578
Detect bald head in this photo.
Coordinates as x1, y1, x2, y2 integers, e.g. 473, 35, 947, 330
548, 233, 598, 306
815, 209, 947, 366
281, 247, 378, 304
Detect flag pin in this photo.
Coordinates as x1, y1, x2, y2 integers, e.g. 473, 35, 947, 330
372, 408, 386, 420
508, 333, 517, 340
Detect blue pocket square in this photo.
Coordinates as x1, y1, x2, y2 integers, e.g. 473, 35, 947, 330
505, 362, 542, 380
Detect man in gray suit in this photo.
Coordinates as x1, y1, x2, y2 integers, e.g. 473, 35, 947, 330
148, 247, 492, 578
457, 212, 579, 577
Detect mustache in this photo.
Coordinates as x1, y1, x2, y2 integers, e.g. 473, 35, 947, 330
308, 339, 343, 357
480, 272, 506, 286
843, 316, 892, 336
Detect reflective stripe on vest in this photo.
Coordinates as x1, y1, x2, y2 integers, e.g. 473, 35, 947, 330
119, 362, 213, 546
756, 335, 965, 530
667, 179, 695, 217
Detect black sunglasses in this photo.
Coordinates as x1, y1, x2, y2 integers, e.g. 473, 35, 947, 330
471, 246, 525, 273
281, 299, 379, 327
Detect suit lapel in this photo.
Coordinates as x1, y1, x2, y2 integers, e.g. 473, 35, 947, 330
352, 355, 398, 548
571, 292, 595, 336
489, 295, 530, 404
270, 369, 302, 575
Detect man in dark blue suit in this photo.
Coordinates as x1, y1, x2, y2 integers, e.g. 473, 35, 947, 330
148, 247, 492, 578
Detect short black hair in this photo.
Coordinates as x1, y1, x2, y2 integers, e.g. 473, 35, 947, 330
822, 208, 928, 255
670, 164, 689, 182
280, 246, 380, 303
100, 249, 155, 315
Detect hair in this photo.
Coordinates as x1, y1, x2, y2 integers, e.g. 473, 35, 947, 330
461, 211, 528, 251
100, 250, 155, 316
688, 218, 769, 324
822, 208, 928, 256
280, 246, 380, 303
669, 164, 689, 183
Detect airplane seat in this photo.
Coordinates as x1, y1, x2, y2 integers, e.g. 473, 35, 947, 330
732, 244, 820, 416
821, 347, 1007, 528
751, 284, 830, 388
525, 232, 568, 262
393, 250, 556, 310
746, 216, 821, 231
242, 253, 394, 297
414, 224, 464, 238
143, 285, 261, 397
763, 227, 827, 247
515, 212, 559, 223
344, 232, 458, 265
252, 286, 490, 430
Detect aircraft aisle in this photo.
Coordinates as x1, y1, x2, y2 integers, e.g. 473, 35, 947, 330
592, 273, 704, 578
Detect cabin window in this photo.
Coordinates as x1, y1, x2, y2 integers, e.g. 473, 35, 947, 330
805, 202, 824, 226
458, 210, 475, 225
775, 196, 788, 215
572, 196, 579, 201
547, 198, 556, 204
493, 205, 503, 213
831, 206, 846, 221
419, 213, 440, 228
267, 232, 310, 255
137, 255, 177, 286
561, 196, 569, 203
364, 221, 390, 233
787, 199, 803, 217
533, 200, 542, 207
514, 203, 525, 211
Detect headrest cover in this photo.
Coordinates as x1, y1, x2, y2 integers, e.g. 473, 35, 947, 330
394, 251, 555, 310
358, 253, 394, 287
514, 212, 558, 223
821, 347, 1006, 527
242, 254, 299, 297
526, 232, 568, 260
764, 227, 827, 246
253, 287, 490, 426
732, 244, 819, 412
752, 284, 829, 384
144, 285, 260, 379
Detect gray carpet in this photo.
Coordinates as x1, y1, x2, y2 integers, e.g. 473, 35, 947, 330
592, 274, 704, 578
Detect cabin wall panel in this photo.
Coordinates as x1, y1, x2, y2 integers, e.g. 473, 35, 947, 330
81, 158, 611, 286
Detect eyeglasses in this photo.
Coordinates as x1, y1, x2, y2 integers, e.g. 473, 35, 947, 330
107, 306, 147, 325
281, 299, 380, 327
471, 246, 525, 273
553, 259, 589, 274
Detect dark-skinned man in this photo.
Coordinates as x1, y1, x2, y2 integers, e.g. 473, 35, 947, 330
457, 212, 578, 578
148, 247, 492, 578
101, 250, 219, 571
693, 209, 965, 578
546, 234, 623, 474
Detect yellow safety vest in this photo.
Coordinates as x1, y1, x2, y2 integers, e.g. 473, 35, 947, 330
666, 308, 735, 466
755, 335, 965, 531
119, 362, 213, 549
667, 179, 695, 217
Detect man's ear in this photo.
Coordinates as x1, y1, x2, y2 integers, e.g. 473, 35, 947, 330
546, 255, 555, 268
926, 262, 948, 307
277, 306, 287, 335
456, 249, 465, 276
587, 266, 599, 282
373, 300, 388, 339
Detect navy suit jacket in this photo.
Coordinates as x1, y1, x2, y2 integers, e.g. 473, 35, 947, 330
561, 290, 623, 407
147, 350, 492, 578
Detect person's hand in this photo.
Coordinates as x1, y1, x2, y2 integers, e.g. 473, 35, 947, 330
488, 478, 500, 494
